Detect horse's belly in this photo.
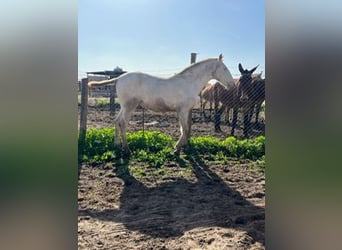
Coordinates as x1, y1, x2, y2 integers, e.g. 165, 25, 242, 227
141, 98, 175, 112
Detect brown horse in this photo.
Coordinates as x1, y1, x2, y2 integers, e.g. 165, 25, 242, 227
231, 63, 261, 137
199, 64, 264, 136
199, 80, 238, 121
199, 82, 215, 119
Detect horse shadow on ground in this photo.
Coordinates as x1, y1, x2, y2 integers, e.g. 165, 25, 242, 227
79, 151, 264, 246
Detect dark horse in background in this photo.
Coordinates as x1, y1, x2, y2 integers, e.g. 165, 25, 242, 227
231, 64, 265, 137
199, 63, 265, 137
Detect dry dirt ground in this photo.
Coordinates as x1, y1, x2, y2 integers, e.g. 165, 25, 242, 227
78, 104, 265, 249
82, 100, 265, 140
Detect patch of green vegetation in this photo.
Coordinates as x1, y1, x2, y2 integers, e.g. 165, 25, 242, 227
255, 155, 266, 170
95, 99, 109, 108
128, 165, 147, 178
79, 129, 265, 171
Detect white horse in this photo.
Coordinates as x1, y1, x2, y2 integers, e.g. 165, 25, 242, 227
88, 54, 235, 154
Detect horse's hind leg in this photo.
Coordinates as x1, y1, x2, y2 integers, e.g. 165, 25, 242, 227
201, 100, 206, 120
201, 100, 209, 121
120, 99, 140, 153
200, 97, 204, 120
119, 116, 129, 153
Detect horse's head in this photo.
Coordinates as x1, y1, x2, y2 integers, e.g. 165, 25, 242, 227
236, 63, 258, 102
212, 54, 235, 89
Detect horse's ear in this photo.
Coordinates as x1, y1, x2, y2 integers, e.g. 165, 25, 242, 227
238, 63, 244, 74
218, 54, 223, 61
250, 65, 259, 73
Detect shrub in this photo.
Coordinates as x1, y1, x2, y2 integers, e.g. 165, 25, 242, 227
95, 99, 109, 108
127, 131, 174, 153
188, 136, 223, 154
79, 129, 265, 168
82, 128, 115, 158
221, 136, 265, 160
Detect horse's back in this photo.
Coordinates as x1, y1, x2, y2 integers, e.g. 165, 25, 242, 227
252, 78, 265, 103
116, 72, 167, 95
116, 72, 195, 111
214, 82, 236, 105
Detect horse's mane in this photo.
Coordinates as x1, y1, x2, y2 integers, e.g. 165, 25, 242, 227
176, 58, 217, 75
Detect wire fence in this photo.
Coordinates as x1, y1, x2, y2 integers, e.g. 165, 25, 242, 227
78, 72, 265, 142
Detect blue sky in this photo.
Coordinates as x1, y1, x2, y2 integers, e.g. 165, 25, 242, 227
78, 0, 264, 79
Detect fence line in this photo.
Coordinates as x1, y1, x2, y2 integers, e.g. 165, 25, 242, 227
78, 74, 265, 141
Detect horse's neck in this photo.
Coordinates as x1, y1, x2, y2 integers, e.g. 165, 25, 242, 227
180, 62, 215, 94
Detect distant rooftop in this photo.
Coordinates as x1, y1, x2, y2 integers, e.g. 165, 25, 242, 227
87, 66, 127, 77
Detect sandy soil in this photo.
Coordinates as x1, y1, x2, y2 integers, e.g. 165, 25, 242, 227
78, 105, 265, 249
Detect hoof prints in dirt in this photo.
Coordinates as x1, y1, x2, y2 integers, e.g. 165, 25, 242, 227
78, 161, 265, 249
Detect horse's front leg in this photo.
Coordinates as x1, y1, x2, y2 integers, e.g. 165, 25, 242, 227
255, 103, 261, 124
174, 123, 184, 154
231, 104, 238, 136
226, 106, 232, 125
243, 106, 253, 137
214, 104, 225, 132
187, 110, 192, 139
243, 111, 248, 137
174, 110, 192, 154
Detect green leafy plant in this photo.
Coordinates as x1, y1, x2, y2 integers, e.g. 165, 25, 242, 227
95, 99, 109, 108
79, 129, 265, 170
81, 128, 115, 158
127, 131, 174, 153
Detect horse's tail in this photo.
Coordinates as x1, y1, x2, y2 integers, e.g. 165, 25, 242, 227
88, 77, 118, 87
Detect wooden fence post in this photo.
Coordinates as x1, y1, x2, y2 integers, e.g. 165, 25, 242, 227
190, 52, 197, 121
78, 78, 89, 178
191, 53, 197, 64
79, 78, 88, 155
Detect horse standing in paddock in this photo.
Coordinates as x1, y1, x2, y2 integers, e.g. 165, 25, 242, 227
88, 54, 235, 154
231, 73, 265, 127
200, 81, 236, 131
199, 79, 238, 121
200, 69, 264, 135
231, 63, 260, 137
